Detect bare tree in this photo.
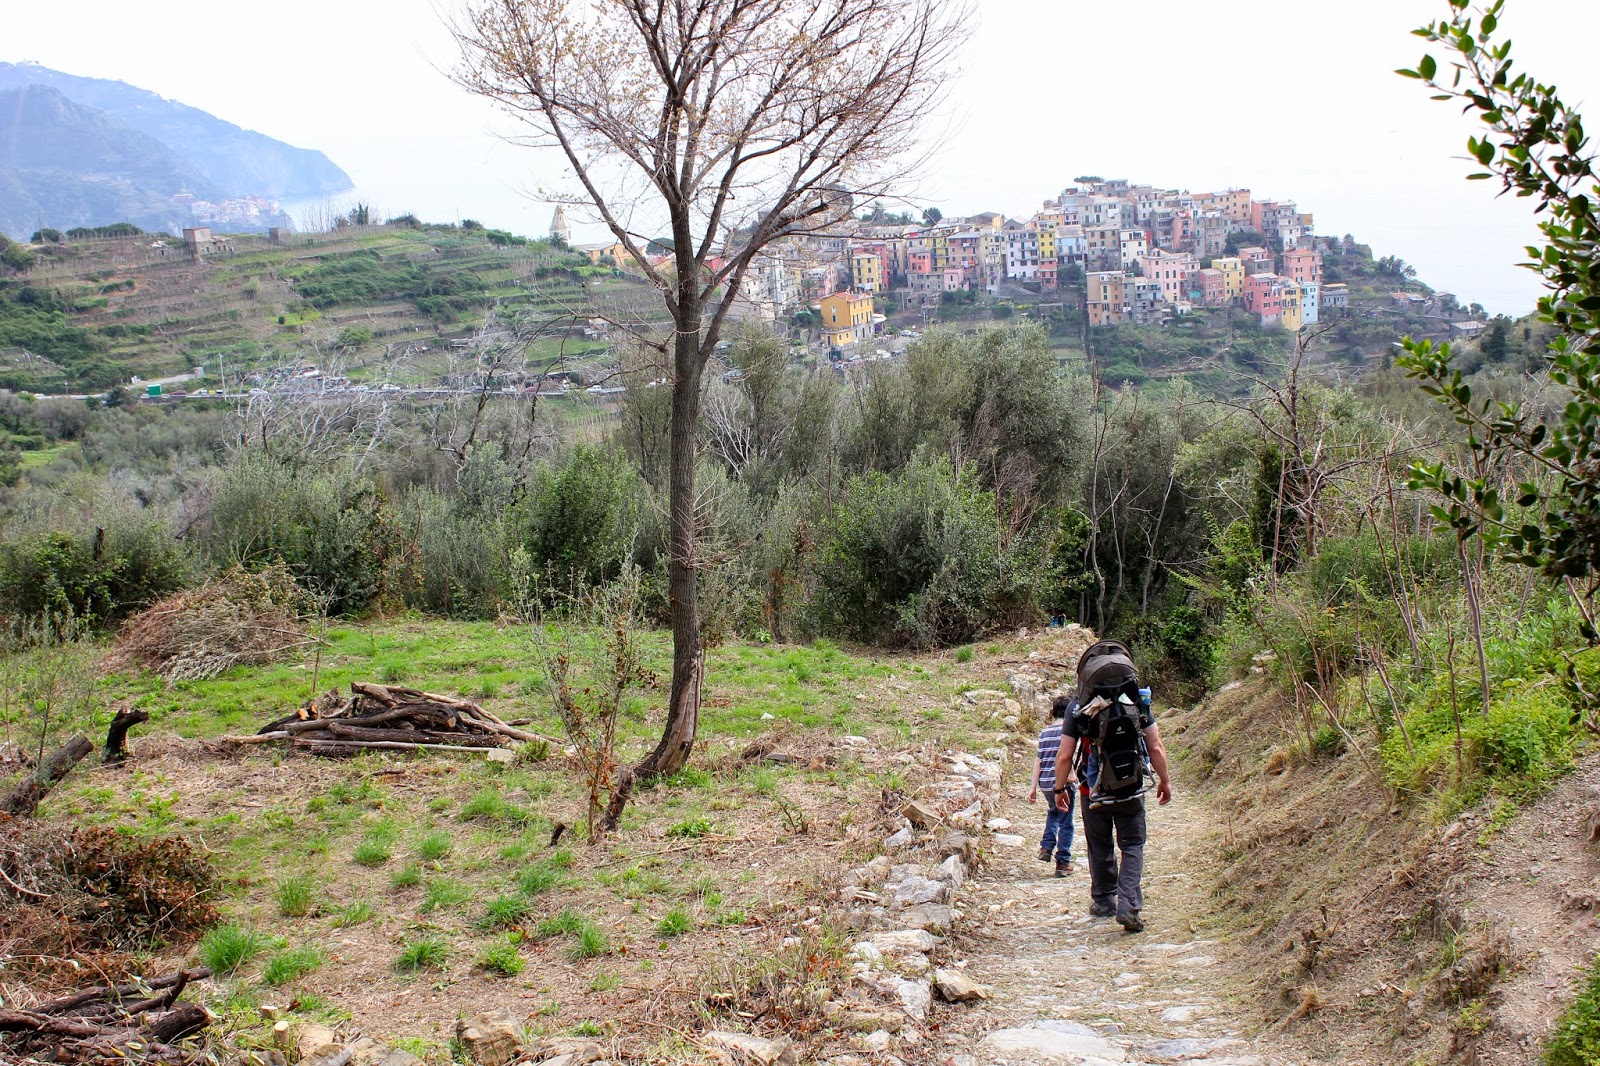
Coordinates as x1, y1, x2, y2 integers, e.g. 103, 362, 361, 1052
452, 0, 972, 797
426, 309, 572, 472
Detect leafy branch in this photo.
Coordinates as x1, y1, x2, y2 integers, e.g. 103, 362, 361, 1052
1395, 0, 1600, 633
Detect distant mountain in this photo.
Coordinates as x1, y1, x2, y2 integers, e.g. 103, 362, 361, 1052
0, 85, 217, 236
0, 62, 351, 201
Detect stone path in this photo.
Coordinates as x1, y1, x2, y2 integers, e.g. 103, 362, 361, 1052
930, 783, 1322, 1066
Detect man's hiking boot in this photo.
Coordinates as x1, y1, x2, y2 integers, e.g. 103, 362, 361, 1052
1089, 900, 1116, 917
1116, 909, 1145, 933
1038, 847, 1053, 863
1054, 858, 1073, 878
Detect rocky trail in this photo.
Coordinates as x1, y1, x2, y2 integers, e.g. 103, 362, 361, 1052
930, 777, 1321, 1066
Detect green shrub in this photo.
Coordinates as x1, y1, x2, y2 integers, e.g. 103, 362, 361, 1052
0, 517, 188, 629
352, 838, 391, 867
198, 925, 267, 976
395, 936, 449, 972
263, 945, 326, 986
274, 874, 317, 917
533, 908, 586, 939
657, 908, 692, 938
420, 877, 471, 912
390, 863, 422, 888
666, 817, 713, 839
416, 831, 453, 862
332, 901, 375, 927
810, 458, 1006, 648
476, 940, 525, 977
1551, 954, 1600, 1064
518, 859, 565, 895
201, 454, 392, 616
479, 894, 531, 929
569, 921, 610, 960
521, 445, 652, 602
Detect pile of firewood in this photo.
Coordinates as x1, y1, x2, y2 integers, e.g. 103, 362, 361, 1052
0, 967, 210, 1064
226, 682, 553, 756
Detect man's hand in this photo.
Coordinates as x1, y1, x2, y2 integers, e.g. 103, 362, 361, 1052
1054, 789, 1071, 812
1028, 786, 1038, 803
1156, 777, 1172, 805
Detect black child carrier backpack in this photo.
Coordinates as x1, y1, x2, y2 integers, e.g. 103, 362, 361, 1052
1074, 639, 1154, 808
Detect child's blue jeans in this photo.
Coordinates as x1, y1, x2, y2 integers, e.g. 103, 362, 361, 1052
1042, 788, 1075, 861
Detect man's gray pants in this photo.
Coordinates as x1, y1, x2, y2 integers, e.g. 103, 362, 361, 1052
1082, 797, 1146, 914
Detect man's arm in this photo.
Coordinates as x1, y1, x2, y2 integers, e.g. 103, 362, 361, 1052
1144, 722, 1172, 805
1053, 734, 1078, 811
1028, 746, 1040, 801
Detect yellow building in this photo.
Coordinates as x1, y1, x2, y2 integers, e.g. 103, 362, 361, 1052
1281, 282, 1304, 331
1211, 256, 1245, 302
851, 252, 884, 293
1037, 220, 1057, 263
931, 233, 950, 272
819, 291, 874, 348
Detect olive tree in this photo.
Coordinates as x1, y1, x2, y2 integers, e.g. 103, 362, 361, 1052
1397, 0, 1600, 636
452, 0, 971, 809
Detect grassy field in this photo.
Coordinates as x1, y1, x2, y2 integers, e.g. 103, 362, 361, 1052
3, 619, 1036, 1062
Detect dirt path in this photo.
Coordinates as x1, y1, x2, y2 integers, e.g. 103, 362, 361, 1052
930, 780, 1325, 1066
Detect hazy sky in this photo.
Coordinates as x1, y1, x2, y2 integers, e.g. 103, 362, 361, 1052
9, 0, 1600, 315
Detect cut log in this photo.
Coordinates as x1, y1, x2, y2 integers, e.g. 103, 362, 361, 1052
0, 1009, 102, 1037
2, 735, 93, 816
144, 1003, 209, 1044
324, 724, 486, 745
102, 704, 150, 764
32, 968, 209, 1015
292, 739, 504, 756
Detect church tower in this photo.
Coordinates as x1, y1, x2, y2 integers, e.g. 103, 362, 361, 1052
550, 206, 572, 244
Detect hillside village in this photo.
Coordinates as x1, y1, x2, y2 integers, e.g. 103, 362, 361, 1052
563, 176, 1489, 355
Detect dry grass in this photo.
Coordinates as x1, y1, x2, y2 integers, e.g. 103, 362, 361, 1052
103, 563, 317, 683
0, 823, 219, 986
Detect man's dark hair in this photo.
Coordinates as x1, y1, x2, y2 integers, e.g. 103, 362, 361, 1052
1051, 695, 1073, 720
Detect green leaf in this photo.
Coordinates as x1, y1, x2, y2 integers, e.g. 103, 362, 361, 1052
1419, 54, 1438, 80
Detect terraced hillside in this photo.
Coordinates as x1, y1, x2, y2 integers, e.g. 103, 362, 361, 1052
0, 225, 663, 393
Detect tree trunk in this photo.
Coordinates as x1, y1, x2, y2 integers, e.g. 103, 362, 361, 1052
102, 705, 149, 764
3, 735, 92, 816
635, 302, 706, 781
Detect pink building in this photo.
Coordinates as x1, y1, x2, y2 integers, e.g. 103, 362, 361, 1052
1280, 247, 1322, 287
1196, 268, 1227, 307
1244, 272, 1287, 323
1140, 250, 1198, 306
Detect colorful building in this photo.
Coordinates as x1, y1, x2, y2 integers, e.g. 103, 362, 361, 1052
1280, 247, 1322, 288
1139, 249, 1198, 306
1196, 268, 1227, 307
1243, 272, 1287, 324
1298, 280, 1319, 325
1085, 270, 1126, 326
1211, 256, 1245, 302
851, 250, 885, 293
819, 291, 874, 349
1280, 282, 1304, 332
1118, 229, 1149, 271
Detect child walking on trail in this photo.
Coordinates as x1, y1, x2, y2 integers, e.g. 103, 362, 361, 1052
1028, 694, 1076, 877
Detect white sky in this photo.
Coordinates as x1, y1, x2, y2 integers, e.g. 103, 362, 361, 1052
7, 0, 1600, 315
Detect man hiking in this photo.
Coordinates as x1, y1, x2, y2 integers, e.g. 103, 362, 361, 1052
1053, 639, 1172, 933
